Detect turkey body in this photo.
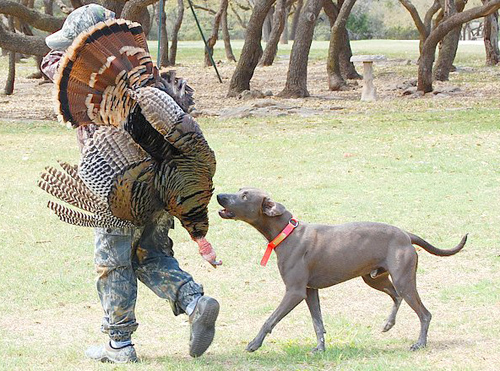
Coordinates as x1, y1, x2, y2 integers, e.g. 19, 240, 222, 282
39, 19, 216, 246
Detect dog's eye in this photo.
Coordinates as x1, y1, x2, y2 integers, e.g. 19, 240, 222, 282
242, 193, 248, 200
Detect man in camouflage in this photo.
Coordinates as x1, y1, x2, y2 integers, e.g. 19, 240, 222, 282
42, 4, 219, 363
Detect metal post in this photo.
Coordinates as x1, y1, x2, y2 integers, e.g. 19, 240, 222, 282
186, 0, 223, 83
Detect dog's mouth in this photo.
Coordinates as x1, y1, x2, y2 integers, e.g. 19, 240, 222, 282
218, 208, 236, 219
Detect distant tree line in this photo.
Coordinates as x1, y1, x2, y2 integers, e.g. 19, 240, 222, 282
1, 0, 500, 96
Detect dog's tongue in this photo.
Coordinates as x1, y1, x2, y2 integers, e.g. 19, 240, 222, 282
195, 237, 222, 267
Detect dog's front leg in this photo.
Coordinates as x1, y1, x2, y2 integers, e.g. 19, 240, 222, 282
246, 288, 306, 352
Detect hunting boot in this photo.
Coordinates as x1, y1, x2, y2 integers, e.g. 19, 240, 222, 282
85, 342, 138, 363
189, 296, 220, 357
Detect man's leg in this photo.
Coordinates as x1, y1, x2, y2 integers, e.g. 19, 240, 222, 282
133, 219, 219, 357
86, 227, 139, 363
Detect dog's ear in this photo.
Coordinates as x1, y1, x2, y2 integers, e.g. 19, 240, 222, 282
262, 197, 286, 217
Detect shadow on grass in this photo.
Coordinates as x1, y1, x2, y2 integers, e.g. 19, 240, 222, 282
143, 342, 406, 370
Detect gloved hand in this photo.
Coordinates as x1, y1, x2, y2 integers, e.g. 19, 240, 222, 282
195, 237, 222, 268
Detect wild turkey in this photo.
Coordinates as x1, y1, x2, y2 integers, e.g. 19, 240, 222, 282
38, 19, 218, 265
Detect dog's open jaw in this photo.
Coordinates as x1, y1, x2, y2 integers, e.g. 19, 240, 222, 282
218, 208, 235, 219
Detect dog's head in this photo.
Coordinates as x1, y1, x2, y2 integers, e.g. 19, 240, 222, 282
217, 188, 286, 225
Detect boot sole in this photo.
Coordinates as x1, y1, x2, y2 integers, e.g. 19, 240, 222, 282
189, 298, 220, 357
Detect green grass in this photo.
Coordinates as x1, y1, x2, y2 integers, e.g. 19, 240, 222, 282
0, 40, 499, 370
1, 109, 499, 370
146, 39, 486, 65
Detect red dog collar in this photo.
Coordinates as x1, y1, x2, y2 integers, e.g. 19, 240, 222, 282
261, 217, 299, 266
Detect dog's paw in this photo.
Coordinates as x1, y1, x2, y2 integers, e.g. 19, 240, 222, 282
246, 339, 262, 352
382, 320, 395, 332
311, 344, 325, 353
409, 341, 426, 351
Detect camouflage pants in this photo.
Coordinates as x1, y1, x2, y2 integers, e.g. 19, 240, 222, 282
94, 216, 203, 342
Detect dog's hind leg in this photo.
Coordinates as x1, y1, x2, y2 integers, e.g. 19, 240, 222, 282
362, 272, 402, 332
389, 250, 432, 351
305, 288, 326, 352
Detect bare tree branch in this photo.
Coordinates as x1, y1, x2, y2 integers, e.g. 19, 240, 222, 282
399, 0, 427, 37
230, 1, 247, 28
0, 22, 49, 55
0, 0, 63, 32
192, 4, 216, 15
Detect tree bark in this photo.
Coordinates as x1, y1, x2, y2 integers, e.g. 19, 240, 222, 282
43, 0, 53, 15
0, 22, 49, 55
121, 0, 154, 34
0, 0, 63, 31
433, 26, 460, 80
262, 6, 274, 42
289, 0, 302, 40
418, 0, 500, 92
278, 0, 323, 97
169, 0, 184, 66
205, 0, 228, 67
4, 15, 15, 95
158, 0, 169, 67
323, 0, 360, 80
69, 0, 83, 9
227, 0, 276, 97
221, 7, 236, 62
280, 4, 289, 44
326, 0, 357, 90
483, 1, 500, 65
434, 0, 465, 81
259, 0, 286, 66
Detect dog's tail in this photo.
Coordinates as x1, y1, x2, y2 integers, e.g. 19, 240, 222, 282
408, 233, 468, 256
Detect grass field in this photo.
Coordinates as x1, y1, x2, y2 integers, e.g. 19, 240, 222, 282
0, 40, 499, 370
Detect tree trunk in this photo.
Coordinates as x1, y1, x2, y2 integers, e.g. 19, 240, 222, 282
4, 16, 15, 95
121, 0, 155, 34
259, 0, 286, 66
434, 0, 465, 81
158, 0, 169, 67
323, 0, 360, 80
280, 4, 289, 44
262, 6, 274, 42
205, 0, 228, 67
327, 0, 357, 90
433, 26, 461, 80
289, 0, 302, 40
418, 0, 500, 92
221, 7, 236, 62
227, 0, 276, 97
483, 3, 500, 65
102, 0, 124, 16
43, 0, 53, 15
278, 0, 323, 97
69, 0, 83, 9
169, 0, 184, 66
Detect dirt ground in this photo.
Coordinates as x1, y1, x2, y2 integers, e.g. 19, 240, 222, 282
2, 57, 499, 121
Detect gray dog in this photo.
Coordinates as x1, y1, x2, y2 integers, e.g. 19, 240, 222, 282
217, 188, 467, 352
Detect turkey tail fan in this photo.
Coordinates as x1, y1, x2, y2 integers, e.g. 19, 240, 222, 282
38, 164, 133, 228
54, 19, 155, 128
38, 165, 105, 213
57, 161, 79, 179
47, 201, 133, 228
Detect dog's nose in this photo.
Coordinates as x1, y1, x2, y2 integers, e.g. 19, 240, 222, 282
217, 194, 228, 205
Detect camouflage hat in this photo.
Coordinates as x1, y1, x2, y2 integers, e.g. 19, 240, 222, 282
46, 4, 115, 50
